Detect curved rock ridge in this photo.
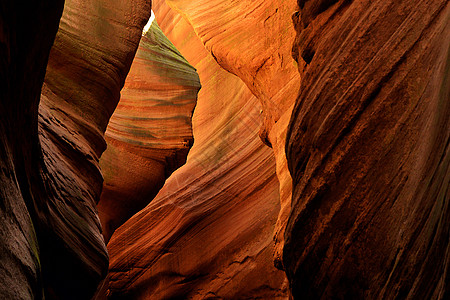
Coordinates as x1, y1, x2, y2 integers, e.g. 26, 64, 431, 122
0, 2, 64, 299
103, 1, 289, 298
165, 0, 300, 142
36, 0, 151, 298
163, 0, 300, 271
97, 20, 201, 242
286, 0, 449, 298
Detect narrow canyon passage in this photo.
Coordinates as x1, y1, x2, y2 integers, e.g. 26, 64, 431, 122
98, 3, 292, 298
0, 0, 448, 299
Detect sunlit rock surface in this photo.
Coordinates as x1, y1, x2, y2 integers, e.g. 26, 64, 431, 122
165, 0, 299, 137
97, 21, 200, 243
285, 0, 449, 298
36, 0, 151, 298
163, 0, 301, 271
103, 1, 289, 298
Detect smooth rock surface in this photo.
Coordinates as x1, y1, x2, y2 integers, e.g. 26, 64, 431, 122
163, 0, 301, 271
103, 1, 289, 298
285, 0, 449, 298
97, 21, 200, 243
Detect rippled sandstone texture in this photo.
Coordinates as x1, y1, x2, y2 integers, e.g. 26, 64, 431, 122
2, 0, 151, 299
97, 21, 200, 243
102, 0, 295, 298
285, 0, 449, 298
164, 0, 301, 271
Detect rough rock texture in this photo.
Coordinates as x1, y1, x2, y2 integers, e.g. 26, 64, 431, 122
102, 1, 290, 298
97, 21, 201, 243
2, 0, 151, 299
0, 2, 64, 299
285, 0, 450, 298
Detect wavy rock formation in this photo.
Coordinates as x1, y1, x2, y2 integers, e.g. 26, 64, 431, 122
102, 1, 289, 298
285, 0, 449, 298
165, 0, 299, 136
3, 0, 448, 299
37, 1, 151, 297
97, 20, 201, 243
0, 0, 150, 299
162, 0, 301, 269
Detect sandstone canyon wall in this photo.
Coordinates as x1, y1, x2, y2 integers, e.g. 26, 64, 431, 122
1, 0, 449, 299
0, 1, 64, 298
37, 1, 151, 297
102, 1, 293, 297
285, 0, 449, 298
157, 0, 302, 271
103, 0, 449, 298
1, 0, 152, 299
97, 20, 201, 243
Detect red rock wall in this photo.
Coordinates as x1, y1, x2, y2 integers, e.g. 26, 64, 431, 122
285, 0, 449, 298
37, 0, 151, 296
161, 0, 301, 271
2, 0, 448, 298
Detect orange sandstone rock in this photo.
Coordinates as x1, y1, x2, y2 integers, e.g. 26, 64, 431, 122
163, 0, 300, 272
103, 1, 289, 298
97, 21, 200, 242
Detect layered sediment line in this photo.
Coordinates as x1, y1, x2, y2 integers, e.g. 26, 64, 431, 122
98, 20, 201, 243
36, 0, 151, 298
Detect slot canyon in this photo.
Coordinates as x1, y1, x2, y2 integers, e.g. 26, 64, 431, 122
0, 0, 448, 299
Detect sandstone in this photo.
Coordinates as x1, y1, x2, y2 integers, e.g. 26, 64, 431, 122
0, 2, 64, 299
97, 20, 200, 243
163, 0, 301, 273
2, 0, 448, 299
103, 1, 289, 298
0, 0, 151, 298
36, 1, 151, 296
286, 0, 450, 298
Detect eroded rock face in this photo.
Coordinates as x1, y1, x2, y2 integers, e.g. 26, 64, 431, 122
163, 0, 300, 271
102, 1, 289, 298
0, 0, 151, 298
165, 0, 299, 142
97, 21, 201, 243
285, 0, 449, 298
0, 2, 64, 298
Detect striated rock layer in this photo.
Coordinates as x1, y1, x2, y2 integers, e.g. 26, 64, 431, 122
103, 1, 289, 298
165, 0, 299, 138
285, 0, 449, 298
97, 20, 201, 243
163, 0, 301, 269
15, 0, 150, 298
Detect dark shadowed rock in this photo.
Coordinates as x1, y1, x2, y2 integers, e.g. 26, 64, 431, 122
0, 1, 64, 298
286, 0, 449, 298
